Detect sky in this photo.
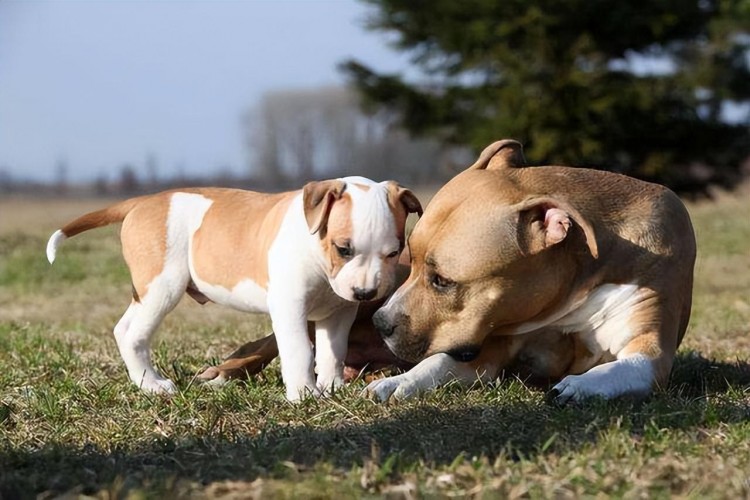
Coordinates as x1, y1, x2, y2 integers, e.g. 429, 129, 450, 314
0, 0, 411, 182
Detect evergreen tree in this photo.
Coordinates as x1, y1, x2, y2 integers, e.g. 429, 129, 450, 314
342, 0, 750, 193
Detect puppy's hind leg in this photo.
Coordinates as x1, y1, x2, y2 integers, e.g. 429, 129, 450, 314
114, 274, 187, 395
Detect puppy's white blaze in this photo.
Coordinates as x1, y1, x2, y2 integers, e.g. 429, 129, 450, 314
46, 229, 67, 264
329, 179, 400, 300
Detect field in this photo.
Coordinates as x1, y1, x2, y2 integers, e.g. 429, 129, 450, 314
1, 189, 750, 498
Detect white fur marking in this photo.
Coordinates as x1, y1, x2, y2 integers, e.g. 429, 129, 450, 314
365, 353, 489, 401
552, 283, 641, 357
46, 229, 67, 264
552, 353, 654, 403
191, 277, 269, 313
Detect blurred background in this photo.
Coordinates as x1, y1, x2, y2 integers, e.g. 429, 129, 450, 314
1, 0, 748, 198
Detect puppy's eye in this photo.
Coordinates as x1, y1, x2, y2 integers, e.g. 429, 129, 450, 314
335, 243, 353, 258
386, 250, 399, 259
430, 272, 455, 291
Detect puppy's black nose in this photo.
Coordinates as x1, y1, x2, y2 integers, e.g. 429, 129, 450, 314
372, 310, 395, 338
353, 287, 377, 301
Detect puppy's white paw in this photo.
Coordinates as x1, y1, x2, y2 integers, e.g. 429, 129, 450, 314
285, 383, 322, 402
316, 374, 345, 397
364, 374, 417, 401
139, 377, 178, 395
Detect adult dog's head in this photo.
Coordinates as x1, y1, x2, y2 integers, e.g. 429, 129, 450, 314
373, 140, 598, 363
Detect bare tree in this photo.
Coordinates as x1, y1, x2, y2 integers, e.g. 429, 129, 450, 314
244, 86, 461, 186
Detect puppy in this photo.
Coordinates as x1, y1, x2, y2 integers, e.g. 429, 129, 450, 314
47, 178, 421, 400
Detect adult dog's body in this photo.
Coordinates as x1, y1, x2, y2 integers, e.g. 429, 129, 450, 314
47, 178, 421, 400
202, 140, 696, 404
369, 140, 696, 403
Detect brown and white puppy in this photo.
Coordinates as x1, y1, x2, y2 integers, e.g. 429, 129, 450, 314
46, 177, 421, 400
367, 140, 696, 404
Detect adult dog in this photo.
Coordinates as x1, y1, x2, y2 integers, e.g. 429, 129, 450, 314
369, 140, 696, 403
47, 178, 421, 400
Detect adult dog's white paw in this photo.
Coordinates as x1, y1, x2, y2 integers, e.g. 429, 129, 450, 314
364, 374, 418, 401
550, 356, 654, 405
201, 373, 230, 388
549, 374, 599, 405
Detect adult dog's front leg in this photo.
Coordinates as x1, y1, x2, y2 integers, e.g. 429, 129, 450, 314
315, 305, 358, 394
365, 353, 490, 401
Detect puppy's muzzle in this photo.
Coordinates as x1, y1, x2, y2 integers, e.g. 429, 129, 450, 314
373, 310, 395, 338
353, 287, 377, 302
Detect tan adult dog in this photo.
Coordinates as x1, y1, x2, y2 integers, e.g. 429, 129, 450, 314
46, 177, 421, 400
367, 139, 696, 403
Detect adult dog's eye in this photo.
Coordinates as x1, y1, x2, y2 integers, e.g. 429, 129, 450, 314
430, 272, 455, 291
335, 243, 353, 258
386, 250, 399, 259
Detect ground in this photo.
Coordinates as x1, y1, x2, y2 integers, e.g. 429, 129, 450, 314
1, 188, 749, 498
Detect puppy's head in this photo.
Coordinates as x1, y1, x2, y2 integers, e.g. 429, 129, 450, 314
373, 141, 598, 363
303, 177, 422, 303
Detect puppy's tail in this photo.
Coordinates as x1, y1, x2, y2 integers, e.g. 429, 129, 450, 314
46, 197, 142, 264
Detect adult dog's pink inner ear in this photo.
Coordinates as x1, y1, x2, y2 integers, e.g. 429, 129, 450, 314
544, 208, 571, 247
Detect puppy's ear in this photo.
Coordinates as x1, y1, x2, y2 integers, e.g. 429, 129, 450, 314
516, 197, 599, 259
387, 182, 423, 217
303, 180, 346, 234
469, 139, 526, 170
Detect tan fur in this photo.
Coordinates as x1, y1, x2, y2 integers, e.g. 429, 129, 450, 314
303, 180, 346, 234
120, 194, 170, 300
191, 189, 297, 289
60, 197, 143, 238
320, 192, 354, 278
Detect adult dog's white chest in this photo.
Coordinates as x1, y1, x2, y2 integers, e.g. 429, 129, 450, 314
551, 283, 643, 364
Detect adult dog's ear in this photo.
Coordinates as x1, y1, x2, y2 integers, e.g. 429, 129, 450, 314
516, 196, 599, 259
303, 180, 347, 234
386, 182, 423, 217
469, 139, 526, 170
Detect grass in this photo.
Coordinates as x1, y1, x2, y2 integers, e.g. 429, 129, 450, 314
1, 191, 750, 498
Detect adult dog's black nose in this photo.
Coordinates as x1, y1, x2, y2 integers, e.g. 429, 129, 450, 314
372, 310, 395, 338
445, 345, 481, 363
353, 287, 377, 301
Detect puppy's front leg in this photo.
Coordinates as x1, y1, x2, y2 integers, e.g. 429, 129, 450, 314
270, 302, 317, 401
315, 305, 358, 394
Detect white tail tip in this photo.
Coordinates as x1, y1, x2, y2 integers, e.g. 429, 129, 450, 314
46, 230, 67, 264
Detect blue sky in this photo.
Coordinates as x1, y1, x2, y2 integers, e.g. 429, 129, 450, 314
0, 0, 410, 182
